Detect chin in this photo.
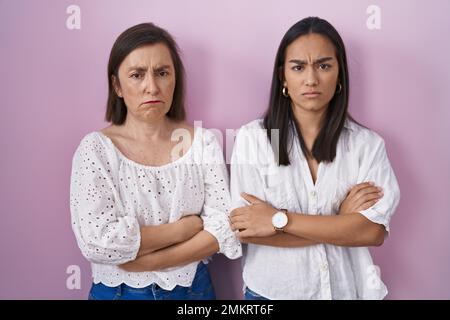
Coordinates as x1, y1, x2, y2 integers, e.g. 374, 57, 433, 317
295, 102, 327, 113
141, 112, 164, 122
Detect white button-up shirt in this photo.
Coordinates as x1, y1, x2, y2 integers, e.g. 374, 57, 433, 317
230, 119, 400, 300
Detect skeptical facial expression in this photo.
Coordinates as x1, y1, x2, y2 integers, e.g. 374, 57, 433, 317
283, 33, 340, 114
113, 43, 176, 123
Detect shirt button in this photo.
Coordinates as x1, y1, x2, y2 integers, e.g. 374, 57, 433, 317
321, 264, 328, 271
311, 191, 317, 197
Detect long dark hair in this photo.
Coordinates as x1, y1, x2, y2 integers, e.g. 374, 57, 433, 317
263, 17, 353, 166
105, 22, 186, 124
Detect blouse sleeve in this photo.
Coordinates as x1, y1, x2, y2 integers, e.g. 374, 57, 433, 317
357, 133, 400, 234
70, 133, 141, 265
199, 129, 242, 259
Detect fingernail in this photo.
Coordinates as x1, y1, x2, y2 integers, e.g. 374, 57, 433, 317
369, 182, 375, 185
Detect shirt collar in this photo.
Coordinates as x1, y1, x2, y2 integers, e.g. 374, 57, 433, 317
343, 118, 358, 132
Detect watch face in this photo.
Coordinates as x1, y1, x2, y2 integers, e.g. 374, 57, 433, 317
272, 211, 288, 228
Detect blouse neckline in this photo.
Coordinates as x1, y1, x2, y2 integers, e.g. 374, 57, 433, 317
95, 127, 200, 170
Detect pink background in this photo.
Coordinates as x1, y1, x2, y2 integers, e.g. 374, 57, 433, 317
1, 0, 449, 299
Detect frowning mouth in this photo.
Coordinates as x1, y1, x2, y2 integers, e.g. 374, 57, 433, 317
302, 92, 321, 98
143, 100, 163, 105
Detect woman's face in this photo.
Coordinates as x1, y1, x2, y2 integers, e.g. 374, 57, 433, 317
283, 33, 339, 114
113, 43, 176, 123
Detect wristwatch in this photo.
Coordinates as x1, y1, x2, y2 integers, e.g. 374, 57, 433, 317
272, 209, 288, 232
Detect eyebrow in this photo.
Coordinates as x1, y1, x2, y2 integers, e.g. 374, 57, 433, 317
127, 64, 171, 72
288, 57, 334, 64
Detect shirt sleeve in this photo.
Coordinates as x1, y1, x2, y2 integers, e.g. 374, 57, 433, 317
230, 126, 268, 211
357, 133, 400, 234
70, 133, 141, 265
200, 129, 242, 259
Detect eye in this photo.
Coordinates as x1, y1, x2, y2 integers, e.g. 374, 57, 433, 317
292, 65, 304, 71
130, 73, 143, 79
318, 63, 331, 70
157, 70, 169, 77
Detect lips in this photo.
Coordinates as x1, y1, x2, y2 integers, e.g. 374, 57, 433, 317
302, 92, 321, 95
302, 92, 321, 98
143, 100, 162, 105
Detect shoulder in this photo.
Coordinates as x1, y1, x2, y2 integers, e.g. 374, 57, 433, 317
73, 130, 114, 162
344, 119, 385, 148
234, 119, 269, 150
76, 131, 105, 150
232, 119, 274, 165
235, 119, 265, 141
239, 119, 264, 131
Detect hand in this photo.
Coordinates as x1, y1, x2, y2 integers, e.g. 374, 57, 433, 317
179, 214, 203, 240
230, 193, 278, 238
339, 182, 383, 215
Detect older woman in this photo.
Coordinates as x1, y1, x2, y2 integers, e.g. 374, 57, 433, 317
230, 17, 400, 300
70, 23, 241, 300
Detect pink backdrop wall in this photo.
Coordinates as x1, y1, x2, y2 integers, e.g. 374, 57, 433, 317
1, 0, 449, 299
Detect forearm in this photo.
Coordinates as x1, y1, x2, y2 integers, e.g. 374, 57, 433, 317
241, 233, 319, 247
123, 231, 219, 272
137, 222, 188, 257
284, 212, 385, 247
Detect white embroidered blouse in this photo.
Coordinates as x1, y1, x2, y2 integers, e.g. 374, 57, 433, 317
70, 127, 241, 290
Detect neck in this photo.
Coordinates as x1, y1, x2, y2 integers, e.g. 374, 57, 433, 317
122, 115, 172, 142
292, 105, 328, 140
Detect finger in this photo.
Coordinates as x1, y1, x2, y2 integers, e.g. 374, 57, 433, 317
349, 182, 375, 195
348, 182, 375, 197
354, 191, 383, 209
354, 187, 383, 204
229, 215, 246, 225
241, 193, 264, 204
355, 186, 382, 196
350, 186, 381, 203
363, 191, 383, 203
356, 199, 380, 211
230, 208, 246, 218
231, 221, 248, 232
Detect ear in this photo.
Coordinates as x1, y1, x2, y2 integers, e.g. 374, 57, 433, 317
112, 75, 122, 98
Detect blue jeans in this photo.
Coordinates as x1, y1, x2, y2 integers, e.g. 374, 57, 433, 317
88, 262, 216, 300
244, 287, 270, 300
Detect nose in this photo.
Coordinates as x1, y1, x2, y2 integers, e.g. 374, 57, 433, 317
144, 74, 159, 96
304, 67, 319, 86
